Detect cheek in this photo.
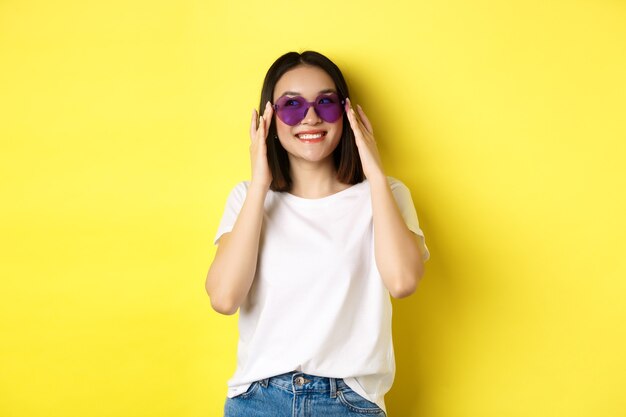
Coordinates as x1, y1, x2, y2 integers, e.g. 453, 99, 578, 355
330, 119, 344, 141
275, 119, 292, 139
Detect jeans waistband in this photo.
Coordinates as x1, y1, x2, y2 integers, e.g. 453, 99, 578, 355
259, 372, 350, 397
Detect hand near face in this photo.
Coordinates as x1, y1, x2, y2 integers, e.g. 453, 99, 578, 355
345, 98, 385, 181
249, 102, 273, 189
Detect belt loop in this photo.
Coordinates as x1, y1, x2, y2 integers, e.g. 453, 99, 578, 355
329, 377, 337, 398
260, 378, 269, 388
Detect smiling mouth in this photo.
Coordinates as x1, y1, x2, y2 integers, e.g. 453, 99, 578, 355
295, 132, 326, 142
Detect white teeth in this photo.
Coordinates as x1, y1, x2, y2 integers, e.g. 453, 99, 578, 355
298, 133, 324, 139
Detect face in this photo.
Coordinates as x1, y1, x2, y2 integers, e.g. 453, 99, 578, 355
273, 65, 344, 166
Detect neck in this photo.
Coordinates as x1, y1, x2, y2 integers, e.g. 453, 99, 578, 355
288, 158, 348, 199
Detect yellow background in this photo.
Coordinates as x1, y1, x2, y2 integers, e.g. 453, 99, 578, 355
1, 0, 625, 416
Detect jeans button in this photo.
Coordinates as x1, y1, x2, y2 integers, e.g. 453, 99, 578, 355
295, 377, 305, 386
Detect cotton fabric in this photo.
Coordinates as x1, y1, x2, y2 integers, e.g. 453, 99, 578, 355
214, 178, 429, 412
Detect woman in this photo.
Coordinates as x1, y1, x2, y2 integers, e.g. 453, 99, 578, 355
206, 51, 430, 417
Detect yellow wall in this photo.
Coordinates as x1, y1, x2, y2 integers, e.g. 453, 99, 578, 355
1, 0, 625, 416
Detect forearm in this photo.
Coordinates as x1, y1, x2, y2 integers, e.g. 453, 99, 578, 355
344, 101, 424, 297
369, 175, 425, 298
205, 184, 267, 314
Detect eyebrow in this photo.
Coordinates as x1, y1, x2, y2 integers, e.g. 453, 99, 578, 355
278, 88, 337, 97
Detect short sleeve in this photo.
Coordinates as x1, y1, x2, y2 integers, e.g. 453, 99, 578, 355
388, 178, 430, 262
213, 181, 249, 245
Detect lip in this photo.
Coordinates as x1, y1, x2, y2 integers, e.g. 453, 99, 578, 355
295, 130, 327, 143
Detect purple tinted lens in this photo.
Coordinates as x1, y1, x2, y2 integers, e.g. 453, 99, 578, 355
274, 94, 344, 126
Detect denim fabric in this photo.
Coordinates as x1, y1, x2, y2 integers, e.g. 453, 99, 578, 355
224, 372, 386, 417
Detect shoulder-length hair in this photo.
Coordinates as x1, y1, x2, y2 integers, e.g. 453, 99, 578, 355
259, 51, 364, 192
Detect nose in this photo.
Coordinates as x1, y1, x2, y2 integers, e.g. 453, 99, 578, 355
301, 104, 321, 125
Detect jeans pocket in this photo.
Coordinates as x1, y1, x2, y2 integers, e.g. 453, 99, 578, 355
236, 381, 261, 399
336, 388, 385, 415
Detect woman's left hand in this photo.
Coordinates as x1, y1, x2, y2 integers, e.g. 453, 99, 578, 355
345, 98, 385, 181
345, 99, 423, 297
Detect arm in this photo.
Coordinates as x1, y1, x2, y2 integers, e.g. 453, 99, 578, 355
345, 99, 425, 298
369, 176, 425, 298
205, 103, 274, 314
205, 184, 267, 315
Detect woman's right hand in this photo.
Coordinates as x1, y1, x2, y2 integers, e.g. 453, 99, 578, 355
249, 102, 273, 190
206, 103, 274, 315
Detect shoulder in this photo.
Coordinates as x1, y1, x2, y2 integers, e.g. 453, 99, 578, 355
384, 177, 417, 208
228, 181, 250, 196
224, 181, 285, 207
222, 181, 251, 207
234, 180, 250, 191
386, 176, 410, 193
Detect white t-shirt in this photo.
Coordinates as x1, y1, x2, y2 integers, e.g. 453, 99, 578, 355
214, 177, 430, 412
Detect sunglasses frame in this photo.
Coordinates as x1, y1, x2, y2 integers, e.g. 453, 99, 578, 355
273, 93, 346, 126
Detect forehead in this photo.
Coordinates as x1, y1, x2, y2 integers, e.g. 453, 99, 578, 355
273, 65, 336, 99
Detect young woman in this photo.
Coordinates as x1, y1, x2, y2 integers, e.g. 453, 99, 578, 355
206, 51, 430, 417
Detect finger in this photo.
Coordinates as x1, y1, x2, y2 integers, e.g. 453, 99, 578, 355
356, 104, 374, 134
345, 98, 357, 124
346, 98, 368, 134
250, 108, 258, 140
345, 102, 362, 135
257, 114, 265, 139
350, 109, 370, 142
346, 97, 357, 118
260, 102, 273, 138
262, 101, 273, 134
261, 102, 270, 120
354, 110, 367, 131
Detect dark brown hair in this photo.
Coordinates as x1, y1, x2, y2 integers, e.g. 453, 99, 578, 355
259, 51, 364, 191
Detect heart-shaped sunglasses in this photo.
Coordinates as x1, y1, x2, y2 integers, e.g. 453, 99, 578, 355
273, 93, 345, 126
